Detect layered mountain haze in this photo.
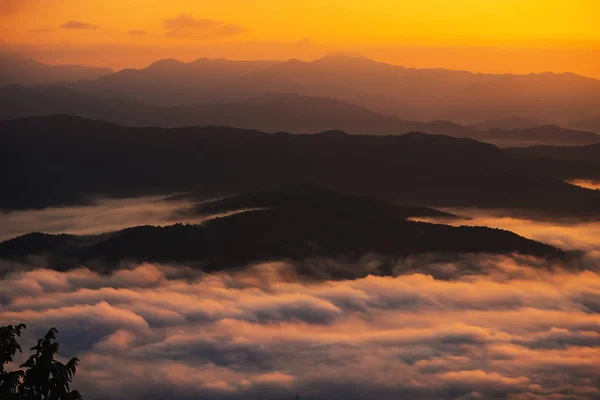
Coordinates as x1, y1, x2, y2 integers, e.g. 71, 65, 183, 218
469, 117, 550, 131
2, 85, 599, 147
2, 116, 600, 217
508, 142, 600, 163
63, 55, 600, 126
0, 53, 113, 85
80, 57, 279, 106
3, 5, 600, 396
569, 116, 600, 133
471, 125, 600, 147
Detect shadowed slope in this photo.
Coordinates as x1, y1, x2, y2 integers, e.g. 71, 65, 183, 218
3, 85, 600, 147
0, 187, 564, 274
1, 116, 600, 217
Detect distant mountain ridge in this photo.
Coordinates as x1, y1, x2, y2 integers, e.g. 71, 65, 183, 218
475, 125, 600, 147
507, 143, 600, 163
470, 117, 550, 131
0, 53, 113, 85
2, 85, 599, 147
1, 115, 599, 218
570, 117, 600, 133
0, 186, 564, 273
4, 53, 600, 126
65, 54, 600, 125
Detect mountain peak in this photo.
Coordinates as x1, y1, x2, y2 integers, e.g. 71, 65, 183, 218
147, 58, 186, 69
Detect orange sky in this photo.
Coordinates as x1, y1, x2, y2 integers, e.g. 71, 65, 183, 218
2, 0, 600, 77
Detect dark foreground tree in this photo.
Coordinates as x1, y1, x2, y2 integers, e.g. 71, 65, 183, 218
0, 324, 82, 400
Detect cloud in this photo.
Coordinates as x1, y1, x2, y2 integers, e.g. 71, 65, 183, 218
567, 180, 600, 191
1, 207, 600, 399
127, 30, 147, 36
1, 255, 600, 400
61, 20, 99, 30
0, 195, 243, 242
163, 13, 245, 38
413, 210, 600, 252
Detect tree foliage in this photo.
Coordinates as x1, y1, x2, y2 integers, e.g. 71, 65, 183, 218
0, 324, 82, 400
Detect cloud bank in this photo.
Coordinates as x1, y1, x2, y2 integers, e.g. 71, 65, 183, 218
414, 210, 600, 252
2, 205, 600, 399
568, 180, 600, 191
1, 255, 600, 400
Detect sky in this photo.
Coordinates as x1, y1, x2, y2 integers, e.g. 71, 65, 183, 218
2, 0, 600, 77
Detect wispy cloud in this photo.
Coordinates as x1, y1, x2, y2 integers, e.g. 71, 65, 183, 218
0, 196, 201, 241
127, 30, 147, 36
61, 20, 99, 30
163, 13, 245, 38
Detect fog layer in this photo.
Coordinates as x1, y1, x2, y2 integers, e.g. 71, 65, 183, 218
1, 207, 599, 399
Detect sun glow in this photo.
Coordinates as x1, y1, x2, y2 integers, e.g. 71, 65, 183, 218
2, 0, 600, 76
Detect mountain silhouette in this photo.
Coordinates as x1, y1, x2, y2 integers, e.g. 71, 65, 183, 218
191, 184, 456, 219
2, 85, 599, 147
0, 186, 564, 274
64, 55, 600, 125
570, 116, 600, 133
76, 57, 278, 106
508, 142, 600, 163
473, 125, 600, 147
470, 117, 549, 131
1, 116, 599, 217
0, 53, 113, 86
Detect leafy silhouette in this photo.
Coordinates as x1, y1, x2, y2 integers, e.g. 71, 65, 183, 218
0, 324, 82, 400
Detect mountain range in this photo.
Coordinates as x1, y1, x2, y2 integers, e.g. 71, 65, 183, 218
1, 116, 599, 217
2, 53, 600, 130
2, 85, 599, 147
0, 53, 113, 86
0, 185, 564, 274
70, 55, 600, 126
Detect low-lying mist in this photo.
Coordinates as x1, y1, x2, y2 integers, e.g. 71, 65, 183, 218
416, 211, 600, 254
1, 203, 599, 399
1, 255, 599, 400
566, 179, 600, 191
0, 195, 256, 242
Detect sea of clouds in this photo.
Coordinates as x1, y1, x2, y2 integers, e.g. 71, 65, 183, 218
1, 201, 599, 399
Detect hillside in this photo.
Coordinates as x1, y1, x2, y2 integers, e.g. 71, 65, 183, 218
1, 116, 600, 217
3, 85, 600, 146
475, 125, 600, 147
507, 143, 600, 163
470, 117, 549, 131
0, 186, 564, 273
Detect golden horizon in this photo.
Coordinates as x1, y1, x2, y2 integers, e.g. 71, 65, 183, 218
2, 0, 600, 77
